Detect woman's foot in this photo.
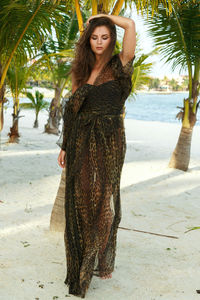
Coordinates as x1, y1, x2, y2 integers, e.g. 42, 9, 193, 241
100, 273, 112, 279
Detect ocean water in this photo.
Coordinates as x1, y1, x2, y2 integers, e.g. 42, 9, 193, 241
125, 92, 200, 126
6, 92, 200, 126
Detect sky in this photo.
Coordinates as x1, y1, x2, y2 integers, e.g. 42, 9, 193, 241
127, 7, 188, 79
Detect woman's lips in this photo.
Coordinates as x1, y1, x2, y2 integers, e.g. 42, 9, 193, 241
96, 47, 103, 49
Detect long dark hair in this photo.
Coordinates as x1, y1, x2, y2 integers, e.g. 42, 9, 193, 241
71, 16, 117, 87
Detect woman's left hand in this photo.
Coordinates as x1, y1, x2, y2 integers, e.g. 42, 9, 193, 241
58, 149, 66, 169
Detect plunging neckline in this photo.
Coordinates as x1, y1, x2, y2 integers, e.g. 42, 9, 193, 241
86, 54, 116, 86
71, 53, 126, 96
85, 79, 117, 87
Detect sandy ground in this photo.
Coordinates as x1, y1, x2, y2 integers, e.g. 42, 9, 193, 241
5, 88, 187, 100
1, 108, 200, 300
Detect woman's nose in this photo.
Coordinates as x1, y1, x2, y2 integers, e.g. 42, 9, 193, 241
97, 38, 102, 44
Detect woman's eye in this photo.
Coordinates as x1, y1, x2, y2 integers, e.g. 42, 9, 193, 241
91, 37, 109, 40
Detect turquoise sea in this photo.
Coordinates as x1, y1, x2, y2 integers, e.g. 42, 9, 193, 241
7, 92, 200, 126
125, 92, 200, 126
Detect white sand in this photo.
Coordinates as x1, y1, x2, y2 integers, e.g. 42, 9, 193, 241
1, 108, 200, 300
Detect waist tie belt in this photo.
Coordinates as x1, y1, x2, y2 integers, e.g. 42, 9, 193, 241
78, 111, 123, 126
78, 111, 123, 118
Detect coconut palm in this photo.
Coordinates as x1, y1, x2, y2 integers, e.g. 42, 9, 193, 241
143, 0, 200, 171
73, 0, 180, 32
6, 63, 29, 142
0, 0, 66, 131
6, 58, 52, 141
37, 46, 71, 135
41, 12, 80, 135
20, 90, 49, 128
130, 44, 160, 97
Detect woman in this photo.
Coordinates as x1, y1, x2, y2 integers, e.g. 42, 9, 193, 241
57, 13, 136, 298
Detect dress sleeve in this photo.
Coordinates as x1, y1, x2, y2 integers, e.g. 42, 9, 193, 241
57, 86, 89, 150
119, 54, 135, 77
111, 53, 135, 102
60, 95, 75, 150
56, 96, 70, 149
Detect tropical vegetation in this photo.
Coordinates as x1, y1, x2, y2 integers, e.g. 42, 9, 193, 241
147, 76, 189, 91
144, 0, 200, 171
0, 0, 66, 131
0, 0, 181, 132
39, 12, 80, 135
20, 90, 49, 128
6, 63, 30, 142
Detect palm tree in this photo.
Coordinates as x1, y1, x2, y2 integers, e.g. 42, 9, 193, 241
144, 0, 200, 171
41, 12, 80, 135
73, 0, 179, 31
6, 58, 52, 141
130, 44, 160, 96
6, 63, 29, 142
0, 0, 66, 131
20, 90, 49, 128
50, 167, 66, 232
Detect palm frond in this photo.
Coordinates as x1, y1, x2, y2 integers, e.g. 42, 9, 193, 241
131, 54, 154, 94
6, 63, 29, 96
143, 1, 200, 72
26, 91, 36, 106
0, 0, 66, 88
133, 0, 196, 17
25, 90, 49, 112
20, 102, 34, 109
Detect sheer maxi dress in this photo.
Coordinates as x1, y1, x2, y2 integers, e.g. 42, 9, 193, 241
60, 53, 135, 298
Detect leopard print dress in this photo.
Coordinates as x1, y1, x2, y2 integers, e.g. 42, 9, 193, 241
60, 53, 135, 298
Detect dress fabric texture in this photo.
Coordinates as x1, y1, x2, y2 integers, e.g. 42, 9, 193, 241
61, 53, 135, 298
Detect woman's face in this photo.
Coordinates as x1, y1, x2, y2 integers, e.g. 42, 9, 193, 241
90, 26, 111, 55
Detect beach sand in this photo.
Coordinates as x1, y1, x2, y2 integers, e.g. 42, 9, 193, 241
1, 108, 200, 300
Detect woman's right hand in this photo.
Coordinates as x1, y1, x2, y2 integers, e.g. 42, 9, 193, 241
58, 149, 66, 168
86, 14, 106, 26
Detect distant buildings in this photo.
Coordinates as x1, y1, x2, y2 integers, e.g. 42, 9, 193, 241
140, 75, 189, 92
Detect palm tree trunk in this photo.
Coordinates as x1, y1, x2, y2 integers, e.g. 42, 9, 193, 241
75, 0, 84, 34
169, 57, 199, 171
0, 88, 5, 132
168, 126, 193, 171
34, 112, 39, 128
0, 63, 6, 132
8, 100, 20, 143
169, 106, 197, 171
44, 85, 62, 135
8, 114, 20, 143
50, 168, 66, 231
92, 0, 98, 15
112, 0, 125, 15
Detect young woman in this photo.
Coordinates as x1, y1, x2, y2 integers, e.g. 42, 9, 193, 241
57, 14, 136, 298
